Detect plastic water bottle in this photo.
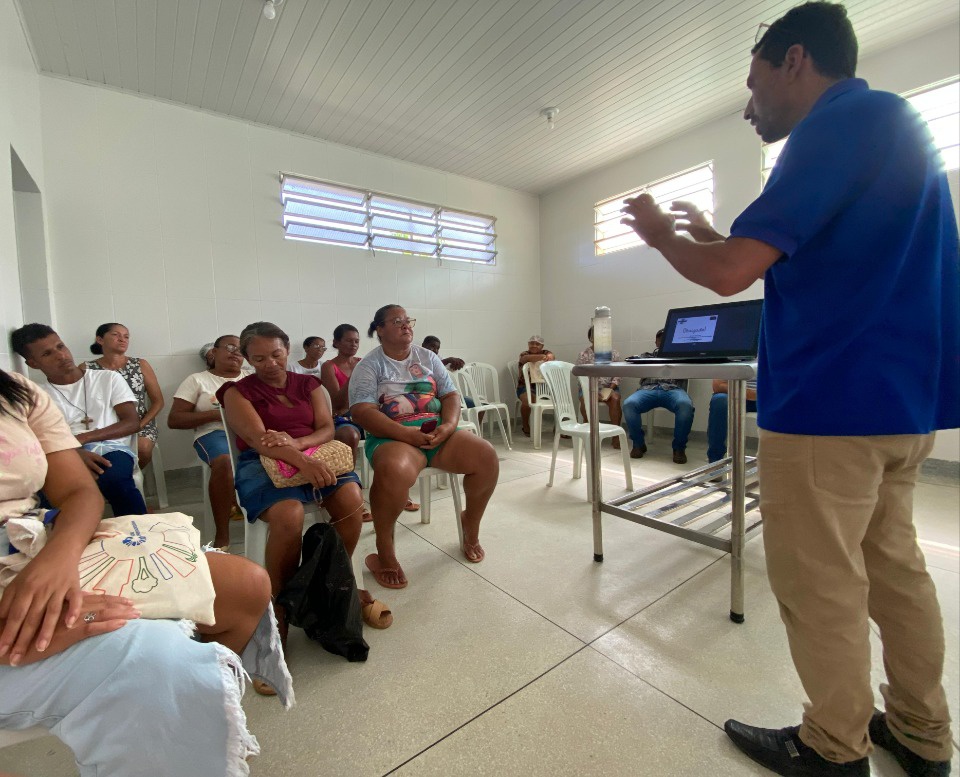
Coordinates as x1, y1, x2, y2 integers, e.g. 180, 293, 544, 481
593, 306, 613, 363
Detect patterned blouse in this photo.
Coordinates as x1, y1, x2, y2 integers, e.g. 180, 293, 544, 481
85, 357, 158, 441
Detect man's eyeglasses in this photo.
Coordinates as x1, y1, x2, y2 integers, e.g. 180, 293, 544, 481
388, 317, 416, 328
219, 344, 241, 353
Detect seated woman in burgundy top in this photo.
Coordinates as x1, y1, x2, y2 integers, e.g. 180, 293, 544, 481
217, 322, 392, 662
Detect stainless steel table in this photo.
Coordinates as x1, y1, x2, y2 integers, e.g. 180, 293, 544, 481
572, 361, 763, 622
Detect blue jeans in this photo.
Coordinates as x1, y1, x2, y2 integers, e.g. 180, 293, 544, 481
97, 450, 147, 515
623, 387, 695, 451
707, 393, 758, 462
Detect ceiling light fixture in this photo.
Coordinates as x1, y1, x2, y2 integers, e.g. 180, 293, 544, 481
262, 0, 283, 20
540, 107, 559, 130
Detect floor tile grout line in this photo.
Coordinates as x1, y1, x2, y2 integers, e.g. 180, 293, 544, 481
380, 644, 594, 776
582, 642, 727, 733
392, 520, 592, 645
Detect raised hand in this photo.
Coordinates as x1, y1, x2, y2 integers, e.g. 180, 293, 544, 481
670, 200, 725, 243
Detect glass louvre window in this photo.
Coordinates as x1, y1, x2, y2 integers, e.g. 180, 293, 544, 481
280, 174, 497, 264
594, 163, 715, 255
761, 77, 960, 184
905, 78, 959, 172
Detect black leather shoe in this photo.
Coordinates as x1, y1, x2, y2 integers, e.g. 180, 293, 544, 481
630, 445, 647, 459
673, 449, 687, 464
724, 720, 869, 776
869, 710, 951, 776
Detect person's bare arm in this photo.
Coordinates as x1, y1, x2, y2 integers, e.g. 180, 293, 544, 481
0, 448, 103, 662
137, 359, 165, 428
621, 194, 780, 296
75, 402, 140, 445
712, 379, 756, 401
167, 397, 220, 430
319, 362, 346, 413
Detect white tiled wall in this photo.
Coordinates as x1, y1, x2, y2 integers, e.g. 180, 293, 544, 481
38, 77, 541, 470
537, 25, 960, 462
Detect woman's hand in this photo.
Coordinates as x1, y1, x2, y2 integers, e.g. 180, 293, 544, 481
0, 546, 84, 661
260, 429, 297, 449
404, 426, 435, 449
2, 593, 139, 666
299, 457, 336, 488
421, 422, 456, 450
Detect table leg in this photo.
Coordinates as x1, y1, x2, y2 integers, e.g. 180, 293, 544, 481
589, 376, 603, 562
729, 379, 745, 623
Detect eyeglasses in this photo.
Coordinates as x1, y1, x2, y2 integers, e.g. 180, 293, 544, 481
388, 317, 416, 328
755, 21, 799, 45
219, 344, 241, 353
308, 343, 327, 351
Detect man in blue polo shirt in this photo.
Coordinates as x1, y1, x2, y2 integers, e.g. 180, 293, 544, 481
621, 3, 957, 776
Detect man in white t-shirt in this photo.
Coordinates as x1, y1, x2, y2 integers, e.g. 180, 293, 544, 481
12, 324, 147, 516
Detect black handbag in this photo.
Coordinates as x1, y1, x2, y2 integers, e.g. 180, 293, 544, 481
277, 523, 369, 662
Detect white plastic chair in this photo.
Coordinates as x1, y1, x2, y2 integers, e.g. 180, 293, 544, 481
451, 369, 512, 449
539, 363, 633, 500
505, 360, 522, 428
143, 442, 169, 508
463, 363, 513, 446
522, 361, 555, 450
218, 407, 365, 587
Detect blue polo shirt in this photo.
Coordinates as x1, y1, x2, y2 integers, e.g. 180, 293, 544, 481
730, 78, 959, 436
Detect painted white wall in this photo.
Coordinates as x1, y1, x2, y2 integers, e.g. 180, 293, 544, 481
0, 0, 45, 372
539, 26, 960, 462
38, 77, 540, 470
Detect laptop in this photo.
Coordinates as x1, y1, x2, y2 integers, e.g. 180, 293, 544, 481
625, 299, 763, 364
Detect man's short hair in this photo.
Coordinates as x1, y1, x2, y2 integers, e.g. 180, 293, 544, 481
422, 335, 441, 349
753, 2, 857, 80
11, 323, 55, 359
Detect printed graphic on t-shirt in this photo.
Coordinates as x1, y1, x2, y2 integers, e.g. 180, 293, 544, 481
379, 377, 442, 420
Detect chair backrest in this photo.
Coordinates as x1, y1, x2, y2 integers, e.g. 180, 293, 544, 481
457, 369, 484, 404
219, 406, 241, 479
467, 362, 501, 404
577, 376, 599, 423
506, 360, 519, 394
539, 362, 577, 426
522, 362, 553, 405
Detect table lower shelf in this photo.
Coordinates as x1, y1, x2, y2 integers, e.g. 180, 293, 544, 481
601, 458, 763, 553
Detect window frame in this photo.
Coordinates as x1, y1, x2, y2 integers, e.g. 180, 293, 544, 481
593, 162, 715, 256
279, 173, 498, 265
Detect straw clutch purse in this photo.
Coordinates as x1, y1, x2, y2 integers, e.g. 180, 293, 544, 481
260, 441, 354, 487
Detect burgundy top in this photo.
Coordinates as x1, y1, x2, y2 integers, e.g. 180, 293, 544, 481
216, 371, 321, 452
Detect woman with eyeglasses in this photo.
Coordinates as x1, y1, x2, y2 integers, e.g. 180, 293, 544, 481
289, 336, 326, 377
350, 305, 499, 589
168, 335, 250, 550
85, 322, 165, 471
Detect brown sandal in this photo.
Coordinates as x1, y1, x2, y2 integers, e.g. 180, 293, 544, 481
403, 499, 420, 512
462, 541, 485, 563
253, 679, 277, 696
361, 599, 394, 629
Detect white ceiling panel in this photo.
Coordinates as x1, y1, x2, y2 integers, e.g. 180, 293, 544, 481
15, 0, 960, 193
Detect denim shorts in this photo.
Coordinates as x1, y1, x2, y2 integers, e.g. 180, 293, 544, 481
235, 448, 361, 522
193, 430, 230, 465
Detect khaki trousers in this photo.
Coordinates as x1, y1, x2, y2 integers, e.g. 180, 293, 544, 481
759, 430, 952, 763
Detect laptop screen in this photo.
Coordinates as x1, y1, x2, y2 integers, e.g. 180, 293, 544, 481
659, 299, 763, 359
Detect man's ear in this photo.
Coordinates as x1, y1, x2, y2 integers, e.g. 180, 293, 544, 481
24, 353, 38, 370
782, 43, 808, 80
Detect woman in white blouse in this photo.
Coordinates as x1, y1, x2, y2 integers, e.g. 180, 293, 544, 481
168, 335, 249, 550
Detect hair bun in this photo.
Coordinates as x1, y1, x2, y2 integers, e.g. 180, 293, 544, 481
90, 343, 103, 355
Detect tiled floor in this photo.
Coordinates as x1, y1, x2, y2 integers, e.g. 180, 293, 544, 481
4, 431, 959, 776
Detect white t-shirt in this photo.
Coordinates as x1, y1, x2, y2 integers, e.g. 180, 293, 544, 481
173, 370, 249, 441
349, 345, 457, 420
40, 370, 136, 451
289, 361, 323, 377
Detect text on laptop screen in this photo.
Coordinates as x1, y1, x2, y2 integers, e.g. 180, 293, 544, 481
661, 300, 762, 356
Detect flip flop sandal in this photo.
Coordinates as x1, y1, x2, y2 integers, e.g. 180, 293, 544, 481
362, 502, 373, 523
253, 679, 278, 697
229, 505, 244, 521
462, 542, 485, 563
403, 499, 420, 512
361, 599, 394, 629
365, 553, 408, 589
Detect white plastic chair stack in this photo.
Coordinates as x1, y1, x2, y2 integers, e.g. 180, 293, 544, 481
451, 369, 512, 449
539, 363, 633, 500
522, 361, 555, 450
